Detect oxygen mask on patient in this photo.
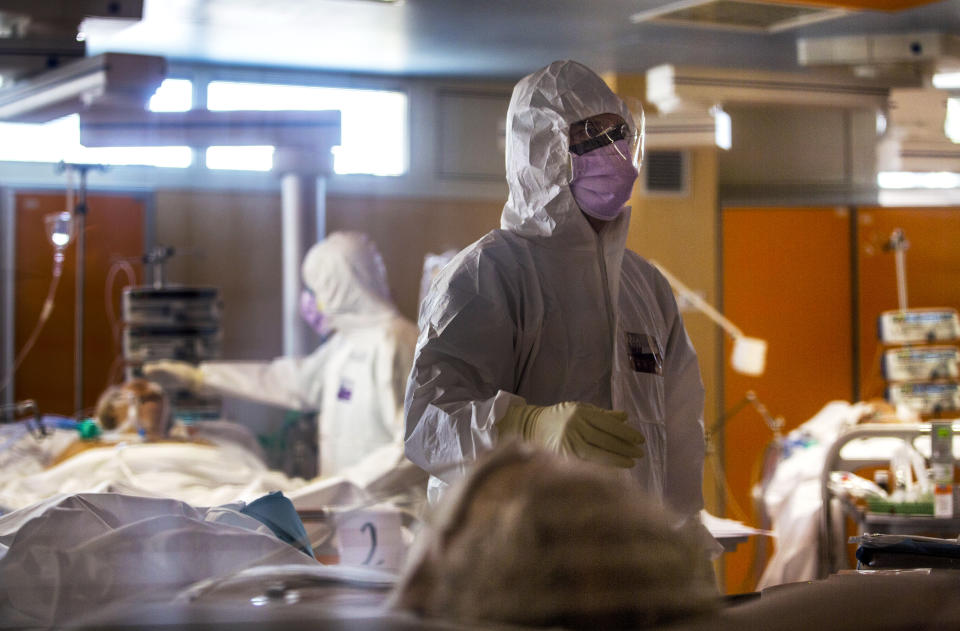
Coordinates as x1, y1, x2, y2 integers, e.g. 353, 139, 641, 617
94, 379, 172, 441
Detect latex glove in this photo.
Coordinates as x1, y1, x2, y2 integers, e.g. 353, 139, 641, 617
143, 359, 203, 390
495, 401, 645, 468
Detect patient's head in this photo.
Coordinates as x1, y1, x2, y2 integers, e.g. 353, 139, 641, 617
94, 379, 171, 440
858, 398, 920, 424
391, 443, 719, 629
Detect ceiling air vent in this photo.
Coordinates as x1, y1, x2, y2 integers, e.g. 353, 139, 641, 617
630, 0, 847, 33
644, 150, 687, 195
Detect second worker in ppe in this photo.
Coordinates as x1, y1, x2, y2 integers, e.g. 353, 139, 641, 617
404, 60, 711, 546
146, 231, 420, 480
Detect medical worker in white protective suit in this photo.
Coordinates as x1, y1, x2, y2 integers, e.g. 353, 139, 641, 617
146, 231, 420, 479
405, 60, 713, 548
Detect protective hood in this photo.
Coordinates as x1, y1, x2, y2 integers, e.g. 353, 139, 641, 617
501, 60, 636, 247
301, 232, 395, 329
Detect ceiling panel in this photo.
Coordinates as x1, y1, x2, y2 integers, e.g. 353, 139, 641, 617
2, 0, 959, 78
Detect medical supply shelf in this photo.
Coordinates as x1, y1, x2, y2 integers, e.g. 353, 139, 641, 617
818, 422, 960, 578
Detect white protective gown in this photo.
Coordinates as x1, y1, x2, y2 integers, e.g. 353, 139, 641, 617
199, 232, 420, 478
404, 61, 708, 528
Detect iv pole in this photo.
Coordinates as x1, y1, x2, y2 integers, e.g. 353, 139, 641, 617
56, 161, 106, 417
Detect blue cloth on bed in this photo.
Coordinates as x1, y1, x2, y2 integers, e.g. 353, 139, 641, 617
241, 491, 314, 557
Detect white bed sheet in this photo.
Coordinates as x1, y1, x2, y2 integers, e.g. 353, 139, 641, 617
0, 424, 306, 512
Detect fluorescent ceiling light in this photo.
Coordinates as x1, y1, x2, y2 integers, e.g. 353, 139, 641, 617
949, 98, 959, 143
712, 106, 731, 150
878, 171, 960, 189
933, 73, 960, 90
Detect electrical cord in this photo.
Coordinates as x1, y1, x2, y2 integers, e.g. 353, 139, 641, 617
104, 259, 138, 389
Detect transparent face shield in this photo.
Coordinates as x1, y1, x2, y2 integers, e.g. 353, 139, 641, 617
568, 104, 645, 169
566, 104, 646, 220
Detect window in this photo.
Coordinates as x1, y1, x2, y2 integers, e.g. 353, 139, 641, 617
0, 77, 409, 174
0, 115, 192, 167
0, 78, 193, 167
206, 146, 274, 172
148, 78, 193, 112
206, 81, 406, 175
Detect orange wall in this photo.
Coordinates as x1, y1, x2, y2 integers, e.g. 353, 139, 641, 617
721, 206, 854, 592
720, 205, 960, 592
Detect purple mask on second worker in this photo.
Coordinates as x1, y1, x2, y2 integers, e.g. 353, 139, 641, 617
300, 289, 332, 338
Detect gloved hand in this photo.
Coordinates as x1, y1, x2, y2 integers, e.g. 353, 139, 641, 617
143, 360, 204, 390
495, 401, 645, 468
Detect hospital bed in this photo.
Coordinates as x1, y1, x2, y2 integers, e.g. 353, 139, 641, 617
10, 491, 950, 631
818, 421, 960, 578
1, 444, 958, 629
68, 559, 960, 630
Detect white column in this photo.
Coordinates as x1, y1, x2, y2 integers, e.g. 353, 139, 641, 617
278, 146, 329, 357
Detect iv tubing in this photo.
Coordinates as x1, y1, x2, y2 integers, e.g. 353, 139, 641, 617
105, 259, 137, 348
104, 260, 137, 388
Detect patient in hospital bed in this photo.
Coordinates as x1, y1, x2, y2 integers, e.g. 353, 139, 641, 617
0, 379, 305, 512
50, 378, 263, 463
47, 378, 179, 466
757, 398, 922, 589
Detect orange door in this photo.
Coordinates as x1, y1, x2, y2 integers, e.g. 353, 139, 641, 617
13, 192, 146, 417
721, 206, 854, 592
856, 207, 960, 401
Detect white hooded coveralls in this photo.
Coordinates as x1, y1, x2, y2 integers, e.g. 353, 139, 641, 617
404, 61, 707, 526
200, 232, 419, 478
